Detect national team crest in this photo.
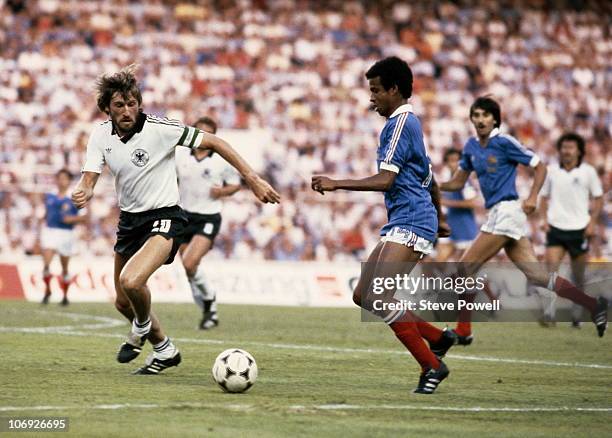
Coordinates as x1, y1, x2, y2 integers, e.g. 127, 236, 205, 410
131, 149, 149, 167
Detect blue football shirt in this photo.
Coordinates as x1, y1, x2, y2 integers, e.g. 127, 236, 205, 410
377, 104, 438, 242
459, 128, 539, 209
443, 183, 478, 242
45, 193, 78, 230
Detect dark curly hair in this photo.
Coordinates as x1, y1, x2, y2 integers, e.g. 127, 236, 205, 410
365, 56, 413, 99
556, 132, 585, 165
470, 96, 501, 128
95, 64, 142, 114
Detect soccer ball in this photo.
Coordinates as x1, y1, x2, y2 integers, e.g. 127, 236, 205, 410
212, 348, 258, 393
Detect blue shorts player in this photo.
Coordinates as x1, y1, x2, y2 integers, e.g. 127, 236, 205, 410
440, 96, 608, 338
41, 169, 86, 305
312, 56, 455, 394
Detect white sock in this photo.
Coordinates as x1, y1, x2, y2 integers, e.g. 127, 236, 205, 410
383, 308, 406, 325
547, 272, 558, 291
188, 277, 205, 310
153, 337, 176, 360
194, 265, 216, 301
132, 317, 151, 338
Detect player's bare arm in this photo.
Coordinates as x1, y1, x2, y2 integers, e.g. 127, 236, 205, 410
197, 133, 280, 204
586, 196, 603, 237
71, 171, 100, 209
61, 214, 88, 225
439, 168, 469, 192
538, 195, 550, 232
441, 197, 479, 209
311, 170, 396, 195
210, 184, 241, 200
522, 161, 546, 215
430, 177, 451, 237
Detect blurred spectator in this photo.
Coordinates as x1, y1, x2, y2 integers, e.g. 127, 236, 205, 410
0, 0, 609, 261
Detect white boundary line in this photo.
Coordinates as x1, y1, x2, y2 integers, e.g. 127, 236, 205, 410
0, 311, 124, 333
0, 402, 610, 413
0, 311, 611, 370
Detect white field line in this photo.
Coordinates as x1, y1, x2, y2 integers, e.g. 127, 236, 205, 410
0, 402, 610, 413
1, 312, 611, 370
0, 311, 124, 333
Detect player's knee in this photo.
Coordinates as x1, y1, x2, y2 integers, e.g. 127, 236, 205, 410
119, 272, 143, 294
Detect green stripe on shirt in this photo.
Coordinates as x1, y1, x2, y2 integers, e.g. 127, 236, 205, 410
177, 126, 189, 145
188, 128, 201, 148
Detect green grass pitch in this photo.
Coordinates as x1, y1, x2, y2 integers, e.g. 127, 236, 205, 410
1, 301, 610, 437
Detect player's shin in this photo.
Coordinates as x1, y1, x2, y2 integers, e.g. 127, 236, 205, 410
188, 276, 205, 310
362, 294, 440, 370
549, 272, 596, 313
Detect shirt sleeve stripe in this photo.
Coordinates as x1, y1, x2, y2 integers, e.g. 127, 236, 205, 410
384, 112, 408, 164
177, 127, 189, 145
385, 113, 407, 162
502, 134, 533, 156
188, 128, 201, 148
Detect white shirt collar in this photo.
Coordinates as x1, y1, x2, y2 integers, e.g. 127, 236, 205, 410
389, 103, 413, 119
489, 127, 500, 138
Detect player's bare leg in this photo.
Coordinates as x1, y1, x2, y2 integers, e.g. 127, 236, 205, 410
119, 235, 172, 321
115, 237, 182, 371
569, 252, 588, 327
180, 236, 218, 329
354, 241, 451, 394
538, 245, 566, 326
453, 232, 509, 340
59, 255, 71, 306
505, 237, 606, 337
113, 253, 165, 343
435, 242, 456, 263
41, 249, 55, 304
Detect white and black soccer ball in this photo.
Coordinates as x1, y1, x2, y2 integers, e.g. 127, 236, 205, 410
212, 348, 258, 393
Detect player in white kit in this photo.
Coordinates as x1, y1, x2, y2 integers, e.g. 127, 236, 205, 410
72, 66, 280, 374
538, 133, 604, 327
176, 116, 241, 329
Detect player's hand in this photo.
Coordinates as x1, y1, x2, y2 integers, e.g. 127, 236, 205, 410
541, 222, 550, 233
311, 176, 336, 195
522, 197, 537, 215
437, 219, 451, 238
71, 187, 93, 209
585, 220, 596, 238
210, 186, 223, 200
245, 174, 280, 204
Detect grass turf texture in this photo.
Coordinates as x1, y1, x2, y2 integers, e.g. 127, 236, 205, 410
1, 301, 610, 437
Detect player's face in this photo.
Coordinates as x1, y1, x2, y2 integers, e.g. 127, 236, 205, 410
108, 92, 140, 135
56, 173, 71, 191
445, 153, 460, 172
193, 123, 216, 159
368, 77, 394, 117
559, 140, 580, 167
470, 108, 496, 138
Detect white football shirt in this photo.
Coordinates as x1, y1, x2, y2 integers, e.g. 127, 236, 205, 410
82, 113, 204, 213
176, 148, 240, 215
541, 162, 603, 230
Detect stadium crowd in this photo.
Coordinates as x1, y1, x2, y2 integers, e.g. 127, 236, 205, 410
1, 0, 610, 261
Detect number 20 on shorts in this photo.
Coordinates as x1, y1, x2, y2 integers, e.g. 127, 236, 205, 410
152, 219, 171, 233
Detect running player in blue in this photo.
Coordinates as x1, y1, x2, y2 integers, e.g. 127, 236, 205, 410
41, 169, 86, 305
312, 57, 455, 394
440, 96, 608, 338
